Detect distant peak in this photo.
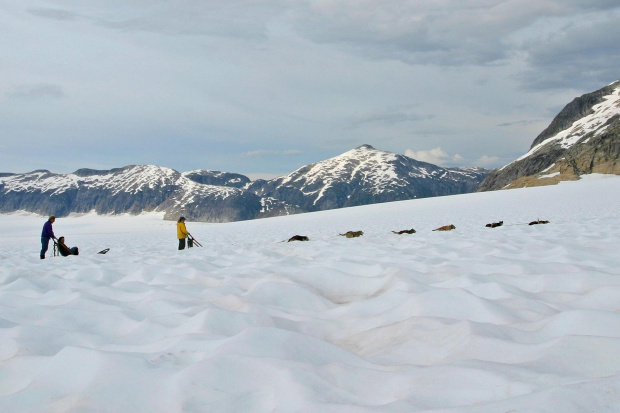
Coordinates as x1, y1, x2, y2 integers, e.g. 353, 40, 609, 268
356, 144, 375, 150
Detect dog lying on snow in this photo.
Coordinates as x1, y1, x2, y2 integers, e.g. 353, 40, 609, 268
528, 220, 550, 225
288, 235, 309, 242
392, 229, 416, 234
433, 224, 456, 231
340, 231, 364, 238
486, 221, 503, 228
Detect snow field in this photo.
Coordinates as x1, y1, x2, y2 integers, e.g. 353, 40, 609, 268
1, 175, 619, 412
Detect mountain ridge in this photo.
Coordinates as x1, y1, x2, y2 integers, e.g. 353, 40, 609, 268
0, 145, 488, 222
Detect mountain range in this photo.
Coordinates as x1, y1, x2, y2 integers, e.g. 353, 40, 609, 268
0, 145, 488, 222
3, 80, 619, 222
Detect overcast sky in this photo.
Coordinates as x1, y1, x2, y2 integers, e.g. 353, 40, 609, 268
1, 1, 618, 179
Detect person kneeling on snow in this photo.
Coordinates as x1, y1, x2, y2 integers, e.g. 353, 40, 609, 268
57, 236, 79, 256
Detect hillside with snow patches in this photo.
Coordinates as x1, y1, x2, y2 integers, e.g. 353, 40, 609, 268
0, 146, 487, 222
479, 80, 620, 191
1, 175, 619, 412
515, 83, 620, 161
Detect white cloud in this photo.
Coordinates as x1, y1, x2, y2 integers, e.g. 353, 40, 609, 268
476, 155, 501, 167
405, 147, 463, 166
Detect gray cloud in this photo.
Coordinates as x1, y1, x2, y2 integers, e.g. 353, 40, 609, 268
516, 14, 620, 90
2, 1, 618, 175
6, 84, 66, 100
86, 0, 282, 40
23, 1, 283, 40
287, 0, 620, 75
23, 1, 620, 83
349, 107, 435, 128
496, 119, 540, 128
242, 149, 303, 158
288, 1, 555, 65
28, 8, 78, 21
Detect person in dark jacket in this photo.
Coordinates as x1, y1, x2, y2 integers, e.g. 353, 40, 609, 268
40, 216, 57, 259
57, 236, 79, 256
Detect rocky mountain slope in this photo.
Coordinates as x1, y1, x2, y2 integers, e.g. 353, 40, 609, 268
478, 80, 620, 191
0, 146, 488, 222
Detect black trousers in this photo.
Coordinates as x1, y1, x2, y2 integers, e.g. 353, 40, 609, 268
178, 238, 186, 250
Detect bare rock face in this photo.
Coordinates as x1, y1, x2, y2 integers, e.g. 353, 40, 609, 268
478, 81, 620, 191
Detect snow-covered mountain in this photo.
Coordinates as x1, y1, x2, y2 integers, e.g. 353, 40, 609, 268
0, 166, 261, 222
0, 146, 488, 222
478, 80, 620, 191
249, 144, 488, 213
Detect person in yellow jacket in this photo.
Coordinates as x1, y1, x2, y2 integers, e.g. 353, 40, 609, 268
177, 216, 192, 250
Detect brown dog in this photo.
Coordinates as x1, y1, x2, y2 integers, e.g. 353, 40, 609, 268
340, 231, 364, 238
485, 221, 503, 228
433, 224, 456, 231
288, 235, 309, 242
528, 220, 550, 225
392, 229, 416, 234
